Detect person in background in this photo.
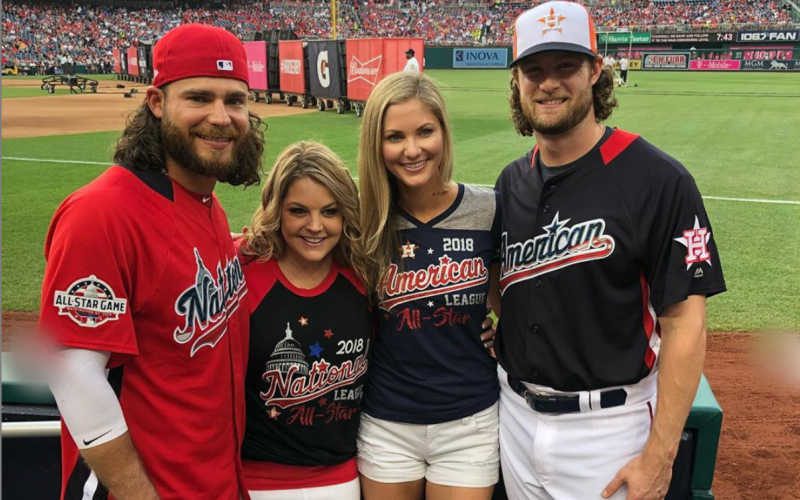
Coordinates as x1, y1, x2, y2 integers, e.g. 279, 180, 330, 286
238, 141, 372, 500
403, 48, 420, 73
40, 23, 264, 499
495, 2, 726, 498
619, 54, 629, 85
357, 71, 501, 500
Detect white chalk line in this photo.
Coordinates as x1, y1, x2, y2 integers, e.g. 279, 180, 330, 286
4, 156, 799, 206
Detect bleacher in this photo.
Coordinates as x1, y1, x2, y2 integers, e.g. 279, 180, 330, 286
2, 0, 798, 73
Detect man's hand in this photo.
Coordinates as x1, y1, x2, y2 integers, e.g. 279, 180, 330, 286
604, 295, 707, 500
479, 313, 496, 359
602, 450, 672, 499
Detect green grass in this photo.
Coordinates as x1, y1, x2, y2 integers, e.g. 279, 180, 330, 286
3, 70, 799, 331
2, 74, 119, 98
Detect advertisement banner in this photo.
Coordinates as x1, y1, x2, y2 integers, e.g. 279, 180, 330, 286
452, 48, 508, 68
651, 32, 734, 43
112, 48, 121, 74
244, 41, 267, 90
642, 52, 689, 70
126, 46, 139, 77
740, 59, 799, 71
120, 46, 128, 74
307, 40, 346, 99
346, 38, 424, 101
689, 59, 741, 70
137, 44, 152, 81
278, 40, 305, 94
737, 30, 800, 43
598, 32, 651, 44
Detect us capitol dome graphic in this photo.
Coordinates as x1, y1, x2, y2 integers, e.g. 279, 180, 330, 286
266, 322, 309, 376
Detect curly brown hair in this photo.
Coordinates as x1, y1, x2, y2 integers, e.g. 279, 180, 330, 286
509, 58, 617, 137
113, 101, 265, 187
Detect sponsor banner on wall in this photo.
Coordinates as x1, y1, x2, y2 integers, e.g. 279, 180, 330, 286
307, 40, 346, 98
737, 30, 800, 43
346, 38, 424, 101
278, 40, 305, 94
740, 59, 800, 71
651, 32, 735, 43
126, 46, 139, 77
689, 59, 741, 70
642, 52, 689, 70
452, 48, 508, 68
112, 48, 121, 74
244, 41, 267, 90
597, 32, 651, 44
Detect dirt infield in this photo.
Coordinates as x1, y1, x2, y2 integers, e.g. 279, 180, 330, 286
2, 310, 797, 499
2, 78, 314, 138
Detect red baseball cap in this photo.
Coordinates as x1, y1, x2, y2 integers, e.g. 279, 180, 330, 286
152, 23, 248, 88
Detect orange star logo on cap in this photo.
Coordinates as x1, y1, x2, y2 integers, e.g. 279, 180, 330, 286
538, 7, 566, 35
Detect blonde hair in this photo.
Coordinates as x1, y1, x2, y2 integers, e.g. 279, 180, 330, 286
357, 71, 454, 297
242, 141, 368, 283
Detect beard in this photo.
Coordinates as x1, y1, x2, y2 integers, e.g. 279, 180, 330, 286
160, 115, 263, 187
522, 86, 594, 136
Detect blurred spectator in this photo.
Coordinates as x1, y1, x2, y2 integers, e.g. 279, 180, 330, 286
2, 0, 795, 73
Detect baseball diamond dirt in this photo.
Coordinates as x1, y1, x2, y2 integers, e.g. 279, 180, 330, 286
1, 78, 314, 138
2, 77, 799, 500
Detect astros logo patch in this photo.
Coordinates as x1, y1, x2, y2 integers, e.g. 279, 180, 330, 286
53, 275, 128, 328
538, 7, 566, 35
674, 215, 712, 270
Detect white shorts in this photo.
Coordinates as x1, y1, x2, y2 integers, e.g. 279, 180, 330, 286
498, 365, 657, 499
248, 477, 359, 500
357, 403, 499, 487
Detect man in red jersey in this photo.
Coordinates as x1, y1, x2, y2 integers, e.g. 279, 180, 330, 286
39, 24, 264, 499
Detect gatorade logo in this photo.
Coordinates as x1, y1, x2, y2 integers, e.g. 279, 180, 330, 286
317, 50, 330, 88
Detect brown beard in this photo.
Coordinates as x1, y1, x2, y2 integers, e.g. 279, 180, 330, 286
160, 115, 264, 187
522, 86, 593, 136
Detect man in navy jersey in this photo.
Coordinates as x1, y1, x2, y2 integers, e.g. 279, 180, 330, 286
493, 2, 726, 499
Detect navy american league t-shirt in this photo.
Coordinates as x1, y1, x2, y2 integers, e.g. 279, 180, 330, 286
363, 184, 501, 424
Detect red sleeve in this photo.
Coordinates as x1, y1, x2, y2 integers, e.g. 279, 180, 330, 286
241, 257, 279, 315
39, 193, 139, 356
337, 263, 367, 296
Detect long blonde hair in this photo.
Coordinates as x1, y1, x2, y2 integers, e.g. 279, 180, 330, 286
242, 141, 368, 283
357, 72, 454, 297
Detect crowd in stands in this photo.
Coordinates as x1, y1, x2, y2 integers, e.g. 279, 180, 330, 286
2, 0, 796, 73
592, 0, 793, 31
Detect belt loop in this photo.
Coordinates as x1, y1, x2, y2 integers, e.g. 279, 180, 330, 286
589, 390, 602, 411
579, 392, 591, 412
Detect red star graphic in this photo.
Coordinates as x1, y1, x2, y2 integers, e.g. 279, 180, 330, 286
268, 407, 281, 419
316, 359, 330, 372
299, 316, 309, 326
324, 328, 334, 339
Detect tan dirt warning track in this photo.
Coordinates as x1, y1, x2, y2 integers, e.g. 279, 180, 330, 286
2, 78, 314, 139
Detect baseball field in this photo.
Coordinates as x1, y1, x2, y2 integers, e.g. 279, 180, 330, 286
2, 69, 799, 497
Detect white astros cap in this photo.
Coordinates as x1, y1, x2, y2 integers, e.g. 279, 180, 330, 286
511, 1, 598, 66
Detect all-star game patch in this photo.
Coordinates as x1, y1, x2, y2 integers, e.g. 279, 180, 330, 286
53, 275, 128, 327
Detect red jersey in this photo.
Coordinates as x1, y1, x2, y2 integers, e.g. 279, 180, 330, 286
39, 165, 249, 500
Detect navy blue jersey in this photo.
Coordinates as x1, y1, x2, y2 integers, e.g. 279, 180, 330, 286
241, 258, 371, 466
495, 128, 726, 391
363, 184, 501, 424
